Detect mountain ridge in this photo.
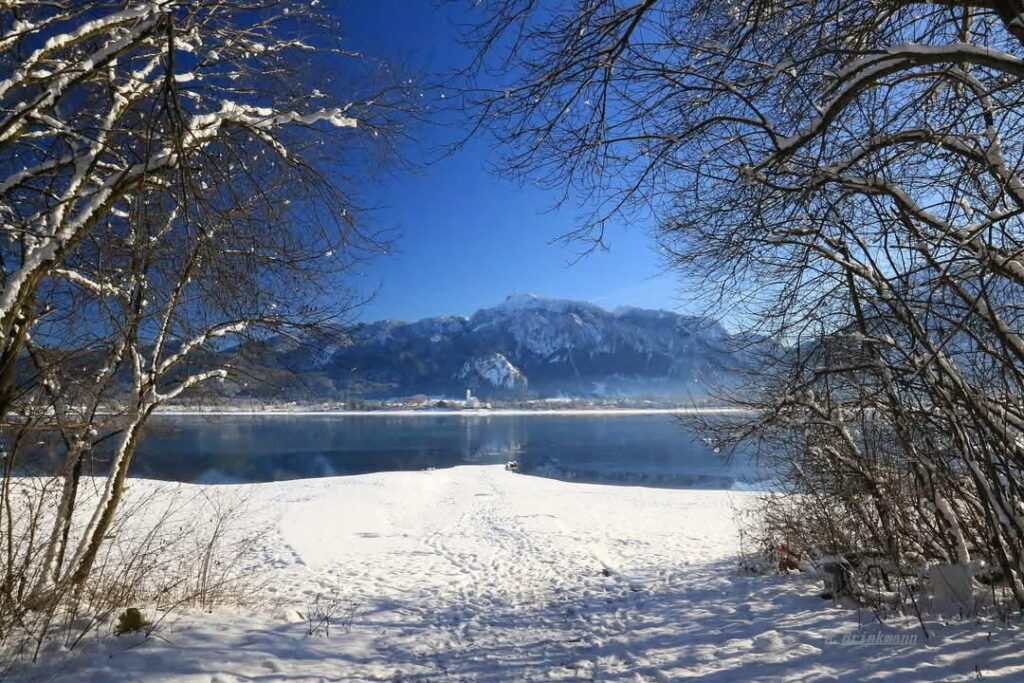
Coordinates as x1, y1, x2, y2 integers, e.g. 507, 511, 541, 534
228, 294, 743, 400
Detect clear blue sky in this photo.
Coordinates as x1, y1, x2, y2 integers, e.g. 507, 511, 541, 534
335, 1, 684, 322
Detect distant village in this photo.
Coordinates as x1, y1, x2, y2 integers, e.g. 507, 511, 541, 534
158, 388, 704, 413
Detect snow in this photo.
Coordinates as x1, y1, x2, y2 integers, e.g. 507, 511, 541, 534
333, 296, 735, 398
457, 351, 528, 389
13, 466, 1024, 681
769, 42, 1024, 164
496, 292, 603, 315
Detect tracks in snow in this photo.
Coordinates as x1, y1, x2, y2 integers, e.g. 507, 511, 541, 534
261, 467, 732, 681
408, 468, 656, 680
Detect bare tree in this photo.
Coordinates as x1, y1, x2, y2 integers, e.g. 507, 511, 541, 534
466, 0, 1024, 607
0, 0, 415, 636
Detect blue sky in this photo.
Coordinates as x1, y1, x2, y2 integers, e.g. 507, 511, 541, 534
335, 1, 683, 322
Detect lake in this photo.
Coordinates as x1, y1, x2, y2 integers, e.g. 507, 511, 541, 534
121, 412, 765, 489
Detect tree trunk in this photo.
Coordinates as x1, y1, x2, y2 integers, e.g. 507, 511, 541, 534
67, 405, 152, 594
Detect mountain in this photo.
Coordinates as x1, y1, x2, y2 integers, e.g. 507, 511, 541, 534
229, 294, 745, 400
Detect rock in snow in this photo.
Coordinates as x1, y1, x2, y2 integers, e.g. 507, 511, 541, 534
456, 351, 528, 390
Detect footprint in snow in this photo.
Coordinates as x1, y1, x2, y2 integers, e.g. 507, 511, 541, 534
260, 659, 283, 673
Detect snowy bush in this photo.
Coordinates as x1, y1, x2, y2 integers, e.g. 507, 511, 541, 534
0, 483, 267, 672
468, 0, 1024, 616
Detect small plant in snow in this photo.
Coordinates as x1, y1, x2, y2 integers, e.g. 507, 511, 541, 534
302, 590, 359, 638
115, 608, 148, 636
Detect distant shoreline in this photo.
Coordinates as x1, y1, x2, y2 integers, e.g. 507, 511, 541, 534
151, 406, 753, 417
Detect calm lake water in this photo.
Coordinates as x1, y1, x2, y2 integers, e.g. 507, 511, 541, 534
121, 412, 764, 489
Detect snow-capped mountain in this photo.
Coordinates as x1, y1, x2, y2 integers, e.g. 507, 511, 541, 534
233, 294, 745, 400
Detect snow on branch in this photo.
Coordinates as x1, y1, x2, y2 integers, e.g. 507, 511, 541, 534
767, 43, 1024, 164
155, 319, 253, 376
155, 368, 228, 403
51, 269, 127, 300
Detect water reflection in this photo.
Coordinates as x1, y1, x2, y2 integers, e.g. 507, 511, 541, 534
110, 413, 765, 489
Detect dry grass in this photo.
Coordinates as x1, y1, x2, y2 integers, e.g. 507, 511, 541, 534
0, 479, 269, 679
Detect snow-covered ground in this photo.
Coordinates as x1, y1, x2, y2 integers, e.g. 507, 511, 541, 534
14, 466, 1024, 681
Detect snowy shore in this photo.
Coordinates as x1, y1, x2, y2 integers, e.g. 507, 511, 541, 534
17, 466, 1024, 681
